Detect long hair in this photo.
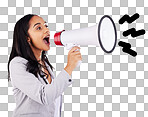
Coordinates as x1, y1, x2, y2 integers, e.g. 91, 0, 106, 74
7, 14, 54, 82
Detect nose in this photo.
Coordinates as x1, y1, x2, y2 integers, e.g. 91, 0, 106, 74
44, 27, 50, 35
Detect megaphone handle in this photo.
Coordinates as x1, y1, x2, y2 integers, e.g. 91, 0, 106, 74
66, 43, 82, 67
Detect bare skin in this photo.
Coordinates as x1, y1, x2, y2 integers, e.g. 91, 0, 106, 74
27, 15, 82, 84
40, 60, 52, 84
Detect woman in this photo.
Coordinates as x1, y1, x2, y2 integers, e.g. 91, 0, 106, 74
7, 14, 82, 117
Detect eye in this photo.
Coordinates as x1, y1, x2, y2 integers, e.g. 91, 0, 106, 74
37, 26, 42, 30
45, 25, 48, 28
45, 23, 48, 28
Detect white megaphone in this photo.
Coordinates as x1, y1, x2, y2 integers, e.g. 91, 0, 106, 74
54, 15, 117, 67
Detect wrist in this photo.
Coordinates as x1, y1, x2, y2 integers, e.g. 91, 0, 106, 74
64, 66, 73, 76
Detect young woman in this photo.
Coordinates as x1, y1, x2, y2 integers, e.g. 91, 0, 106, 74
7, 14, 82, 117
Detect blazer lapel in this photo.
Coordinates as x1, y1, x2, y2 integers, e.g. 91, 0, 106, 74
44, 61, 55, 79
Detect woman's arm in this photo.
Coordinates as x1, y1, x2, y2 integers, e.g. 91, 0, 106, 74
10, 57, 73, 105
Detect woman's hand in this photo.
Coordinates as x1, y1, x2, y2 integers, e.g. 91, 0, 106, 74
64, 46, 82, 75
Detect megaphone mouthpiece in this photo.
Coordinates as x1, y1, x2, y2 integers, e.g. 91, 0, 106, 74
54, 30, 65, 46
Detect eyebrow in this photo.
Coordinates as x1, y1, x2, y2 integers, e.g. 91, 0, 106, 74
33, 21, 47, 28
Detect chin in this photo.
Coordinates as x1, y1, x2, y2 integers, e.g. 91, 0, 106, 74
43, 46, 50, 51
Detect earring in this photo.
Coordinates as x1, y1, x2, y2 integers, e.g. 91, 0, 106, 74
28, 41, 31, 45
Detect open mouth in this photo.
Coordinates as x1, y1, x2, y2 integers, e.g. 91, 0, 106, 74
43, 36, 50, 45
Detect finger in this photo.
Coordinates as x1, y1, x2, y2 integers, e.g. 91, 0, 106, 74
75, 54, 82, 59
69, 46, 81, 53
77, 55, 82, 59
77, 56, 82, 61
73, 51, 81, 55
73, 50, 81, 53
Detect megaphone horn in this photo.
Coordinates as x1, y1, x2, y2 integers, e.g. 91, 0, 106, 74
54, 15, 117, 53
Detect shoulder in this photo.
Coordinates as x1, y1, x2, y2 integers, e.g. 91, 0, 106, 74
9, 56, 28, 68
10, 56, 28, 64
9, 56, 30, 79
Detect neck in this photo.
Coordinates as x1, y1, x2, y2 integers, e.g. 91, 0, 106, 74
30, 46, 42, 61
35, 51, 42, 61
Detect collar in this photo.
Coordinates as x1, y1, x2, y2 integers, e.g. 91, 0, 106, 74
44, 61, 55, 79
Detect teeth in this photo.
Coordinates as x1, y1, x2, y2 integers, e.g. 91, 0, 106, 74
45, 35, 50, 38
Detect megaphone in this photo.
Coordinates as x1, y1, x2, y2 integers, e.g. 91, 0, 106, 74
54, 15, 117, 67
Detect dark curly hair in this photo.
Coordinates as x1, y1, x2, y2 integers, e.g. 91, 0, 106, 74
7, 14, 54, 82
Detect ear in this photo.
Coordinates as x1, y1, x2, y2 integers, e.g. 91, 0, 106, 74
27, 37, 31, 42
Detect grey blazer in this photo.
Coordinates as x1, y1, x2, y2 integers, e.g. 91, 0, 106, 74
9, 56, 73, 117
